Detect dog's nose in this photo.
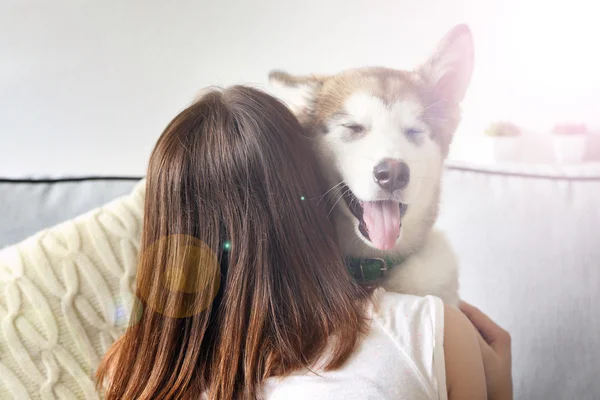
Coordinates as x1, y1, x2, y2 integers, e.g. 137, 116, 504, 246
373, 159, 410, 192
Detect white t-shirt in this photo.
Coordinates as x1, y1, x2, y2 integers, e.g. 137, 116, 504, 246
261, 288, 447, 400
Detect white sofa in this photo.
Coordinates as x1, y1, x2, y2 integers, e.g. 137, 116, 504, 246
438, 162, 600, 400
1, 161, 599, 399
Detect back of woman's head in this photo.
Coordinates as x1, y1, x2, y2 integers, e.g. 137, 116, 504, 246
96, 86, 372, 400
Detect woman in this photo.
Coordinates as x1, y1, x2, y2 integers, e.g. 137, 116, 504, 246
96, 86, 511, 399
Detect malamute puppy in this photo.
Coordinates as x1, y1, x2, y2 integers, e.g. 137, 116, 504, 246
269, 25, 474, 305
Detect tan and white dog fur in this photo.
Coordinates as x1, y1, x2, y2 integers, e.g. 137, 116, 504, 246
268, 25, 474, 306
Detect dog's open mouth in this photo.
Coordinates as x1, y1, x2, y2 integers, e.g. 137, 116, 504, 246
341, 184, 408, 251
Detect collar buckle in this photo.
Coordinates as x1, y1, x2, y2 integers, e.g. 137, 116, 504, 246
359, 257, 389, 281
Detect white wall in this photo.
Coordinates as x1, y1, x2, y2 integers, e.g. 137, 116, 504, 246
1, 0, 598, 177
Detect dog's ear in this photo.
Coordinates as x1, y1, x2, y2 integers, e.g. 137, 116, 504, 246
268, 70, 327, 117
419, 24, 474, 103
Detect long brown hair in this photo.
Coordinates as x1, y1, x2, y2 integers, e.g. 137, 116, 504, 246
96, 86, 373, 399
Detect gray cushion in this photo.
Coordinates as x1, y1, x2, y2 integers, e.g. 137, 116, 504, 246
0, 179, 140, 249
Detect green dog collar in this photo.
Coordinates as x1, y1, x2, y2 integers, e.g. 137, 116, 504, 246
346, 256, 402, 282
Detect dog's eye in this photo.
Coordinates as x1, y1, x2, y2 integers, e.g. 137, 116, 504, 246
404, 127, 424, 137
342, 123, 366, 135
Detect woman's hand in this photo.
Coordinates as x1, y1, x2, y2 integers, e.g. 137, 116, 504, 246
460, 301, 513, 400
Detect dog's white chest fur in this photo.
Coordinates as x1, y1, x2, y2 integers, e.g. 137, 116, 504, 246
382, 229, 459, 306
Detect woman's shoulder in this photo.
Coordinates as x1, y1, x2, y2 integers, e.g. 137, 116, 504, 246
371, 287, 445, 326
366, 288, 449, 399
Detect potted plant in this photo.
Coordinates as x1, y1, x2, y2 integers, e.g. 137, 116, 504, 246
485, 122, 522, 162
552, 123, 588, 164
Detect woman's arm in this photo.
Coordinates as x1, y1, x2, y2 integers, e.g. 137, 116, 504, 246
444, 304, 487, 399
460, 301, 513, 400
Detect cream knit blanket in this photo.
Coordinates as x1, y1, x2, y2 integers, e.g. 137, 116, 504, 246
0, 180, 145, 399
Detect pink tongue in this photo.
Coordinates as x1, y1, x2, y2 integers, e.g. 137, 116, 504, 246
362, 201, 401, 251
